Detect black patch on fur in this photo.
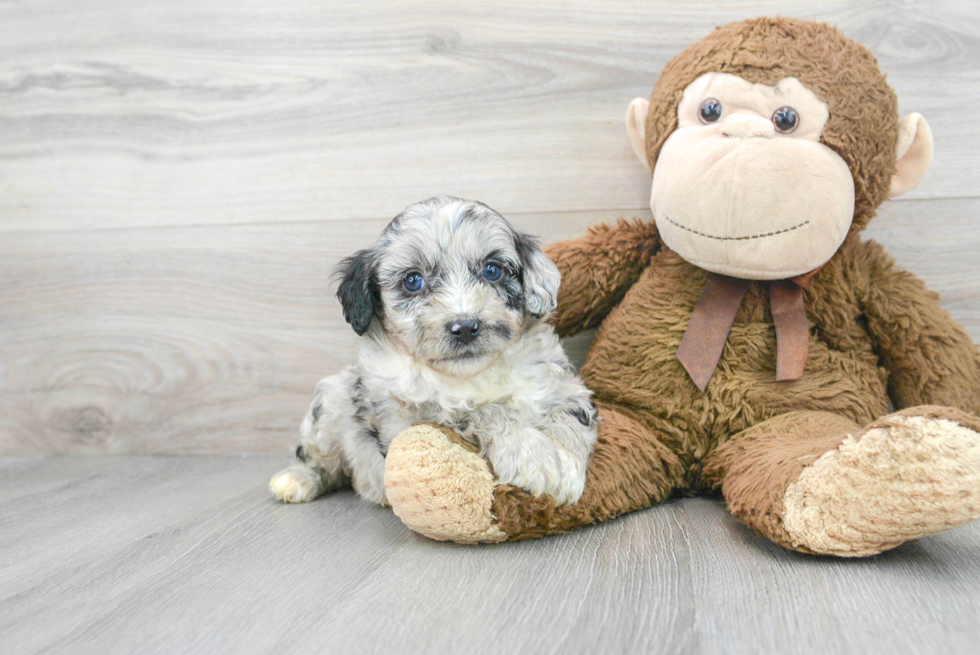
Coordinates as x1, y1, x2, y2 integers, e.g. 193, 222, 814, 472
511, 229, 547, 316
475, 248, 524, 312
501, 276, 524, 312
368, 425, 387, 456
296, 444, 309, 462
568, 405, 596, 428
484, 322, 512, 341
335, 249, 380, 336
382, 213, 402, 236
512, 230, 540, 267
311, 402, 322, 422
350, 375, 369, 422
349, 375, 385, 456
452, 204, 483, 232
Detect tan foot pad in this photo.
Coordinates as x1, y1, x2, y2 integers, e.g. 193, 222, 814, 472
783, 415, 980, 557
384, 424, 507, 543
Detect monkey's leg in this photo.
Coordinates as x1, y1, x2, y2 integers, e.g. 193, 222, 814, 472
702, 407, 980, 557
384, 404, 685, 543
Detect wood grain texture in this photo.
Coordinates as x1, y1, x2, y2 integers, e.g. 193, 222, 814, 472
2, 456, 980, 655
1, 0, 979, 234
1, 0, 979, 455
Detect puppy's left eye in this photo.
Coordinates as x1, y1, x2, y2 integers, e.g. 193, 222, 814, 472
403, 272, 425, 293
483, 263, 502, 281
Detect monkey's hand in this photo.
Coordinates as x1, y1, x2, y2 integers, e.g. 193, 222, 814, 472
861, 240, 980, 415
545, 218, 660, 337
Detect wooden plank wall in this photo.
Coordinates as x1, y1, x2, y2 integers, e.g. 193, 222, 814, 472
2, 0, 978, 455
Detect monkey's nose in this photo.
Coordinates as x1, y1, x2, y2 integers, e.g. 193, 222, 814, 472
721, 114, 775, 139
448, 318, 481, 344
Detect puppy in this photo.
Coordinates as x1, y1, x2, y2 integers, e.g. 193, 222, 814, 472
269, 197, 598, 507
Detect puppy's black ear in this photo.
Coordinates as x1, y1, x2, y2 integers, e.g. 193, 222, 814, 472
335, 249, 378, 336
513, 231, 560, 320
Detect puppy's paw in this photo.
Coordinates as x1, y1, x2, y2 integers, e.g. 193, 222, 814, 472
352, 465, 389, 507
269, 464, 323, 503
490, 430, 586, 505
554, 449, 588, 505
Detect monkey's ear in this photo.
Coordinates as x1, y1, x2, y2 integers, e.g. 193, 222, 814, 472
889, 113, 933, 198
334, 249, 378, 336
626, 98, 651, 172
514, 232, 561, 320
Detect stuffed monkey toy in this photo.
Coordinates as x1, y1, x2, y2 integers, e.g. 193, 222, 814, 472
383, 17, 980, 555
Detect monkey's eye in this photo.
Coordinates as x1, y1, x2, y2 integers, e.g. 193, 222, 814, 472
772, 106, 799, 133
483, 263, 502, 282
403, 272, 426, 293
699, 98, 723, 124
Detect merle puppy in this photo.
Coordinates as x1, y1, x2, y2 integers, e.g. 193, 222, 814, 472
269, 197, 598, 506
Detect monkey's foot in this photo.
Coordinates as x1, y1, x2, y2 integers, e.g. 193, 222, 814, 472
384, 424, 507, 544
782, 408, 980, 556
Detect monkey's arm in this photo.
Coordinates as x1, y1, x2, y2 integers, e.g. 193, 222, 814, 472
544, 218, 660, 337
859, 241, 980, 415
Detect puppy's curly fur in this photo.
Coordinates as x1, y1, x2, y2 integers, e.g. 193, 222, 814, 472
270, 197, 598, 506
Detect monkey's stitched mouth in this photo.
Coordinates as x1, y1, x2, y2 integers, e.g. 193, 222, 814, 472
661, 214, 810, 241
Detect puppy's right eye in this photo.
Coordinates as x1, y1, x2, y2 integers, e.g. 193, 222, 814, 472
483, 263, 502, 282
403, 272, 425, 293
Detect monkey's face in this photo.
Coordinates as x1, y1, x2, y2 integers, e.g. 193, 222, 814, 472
650, 73, 855, 280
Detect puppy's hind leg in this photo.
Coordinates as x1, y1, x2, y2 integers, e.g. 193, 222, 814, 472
269, 462, 326, 503
270, 381, 351, 503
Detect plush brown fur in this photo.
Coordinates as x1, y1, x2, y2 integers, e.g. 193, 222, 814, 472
701, 411, 862, 553
384, 17, 980, 555
488, 235, 980, 550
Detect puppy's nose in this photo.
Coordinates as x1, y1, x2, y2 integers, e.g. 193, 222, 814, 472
448, 318, 481, 344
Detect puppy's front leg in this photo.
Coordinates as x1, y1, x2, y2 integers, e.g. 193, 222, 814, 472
536, 408, 597, 505
467, 405, 591, 505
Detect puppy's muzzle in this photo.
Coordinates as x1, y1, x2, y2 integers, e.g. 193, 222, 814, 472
448, 317, 481, 345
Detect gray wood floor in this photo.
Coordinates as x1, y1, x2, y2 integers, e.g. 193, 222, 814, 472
4, 1, 980, 653
2, 456, 980, 655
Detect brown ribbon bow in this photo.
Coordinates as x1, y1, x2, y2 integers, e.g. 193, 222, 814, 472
676, 269, 820, 392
